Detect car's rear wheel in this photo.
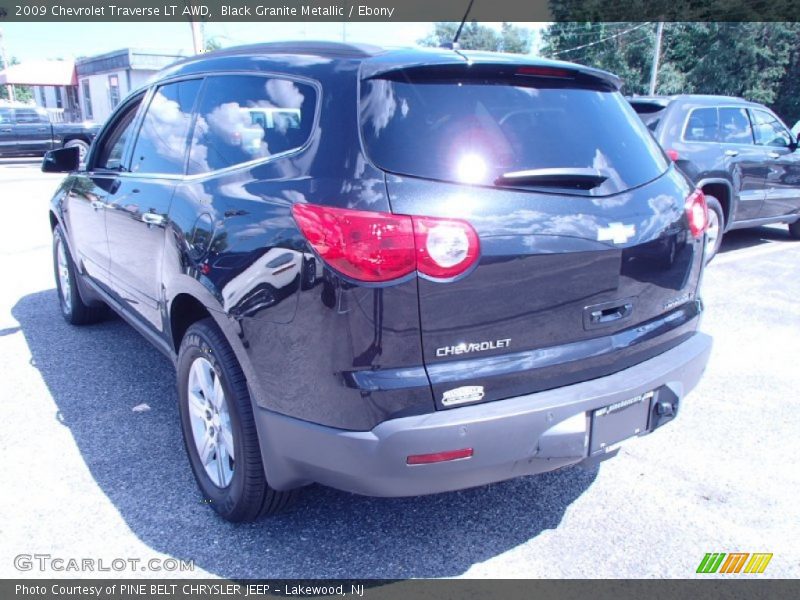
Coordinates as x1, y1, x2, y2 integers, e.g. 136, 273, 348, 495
176, 318, 296, 521
789, 219, 800, 240
704, 195, 724, 262
53, 225, 106, 325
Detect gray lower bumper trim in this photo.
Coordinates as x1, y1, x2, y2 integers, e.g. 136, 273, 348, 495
254, 333, 712, 496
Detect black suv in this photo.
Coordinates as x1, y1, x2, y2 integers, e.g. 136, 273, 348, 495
630, 94, 800, 259
45, 42, 712, 521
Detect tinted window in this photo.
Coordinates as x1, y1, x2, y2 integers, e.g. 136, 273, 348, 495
684, 107, 719, 142
360, 76, 667, 193
752, 109, 792, 147
15, 108, 48, 124
95, 99, 142, 171
719, 107, 753, 144
130, 79, 202, 175
0, 108, 11, 124
187, 74, 316, 175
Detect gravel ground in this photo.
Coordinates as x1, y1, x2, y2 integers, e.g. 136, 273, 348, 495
0, 157, 798, 579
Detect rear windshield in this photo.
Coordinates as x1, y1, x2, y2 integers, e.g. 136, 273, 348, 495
360, 75, 668, 194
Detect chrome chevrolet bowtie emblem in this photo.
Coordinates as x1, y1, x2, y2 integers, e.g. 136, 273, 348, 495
597, 222, 636, 244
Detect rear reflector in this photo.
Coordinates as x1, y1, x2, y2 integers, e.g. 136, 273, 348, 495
406, 448, 473, 465
292, 204, 480, 283
685, 189, 708, 239
666, 149, 680, 161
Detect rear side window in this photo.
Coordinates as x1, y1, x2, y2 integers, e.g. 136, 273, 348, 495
719, 107, 753, 144
0, 108, 11, 124
360, 75, 668, 193
130, 79, 203, 175
187, 74, 317, 175
684, 107, 719, 142
15, 108, 48, 124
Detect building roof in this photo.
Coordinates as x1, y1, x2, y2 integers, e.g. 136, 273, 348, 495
0, 60, 77, 86
75, 48, 186, 77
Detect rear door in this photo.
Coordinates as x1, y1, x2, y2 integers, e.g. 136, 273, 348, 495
361, 66, 705, 406
750, 108, 800, 220
716, 106, 766, 222
105, 78, 203, 332
12, 107, 52, 154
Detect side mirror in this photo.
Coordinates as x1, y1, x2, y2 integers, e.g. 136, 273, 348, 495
42, 146, 80, 173
790, 138, 799, 153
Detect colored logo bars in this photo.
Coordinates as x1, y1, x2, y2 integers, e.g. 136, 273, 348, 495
696, 552, 773, 574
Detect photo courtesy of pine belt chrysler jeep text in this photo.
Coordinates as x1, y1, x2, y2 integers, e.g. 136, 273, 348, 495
44, 42, 713, 522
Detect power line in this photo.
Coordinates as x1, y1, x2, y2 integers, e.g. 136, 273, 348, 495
548, 22, 652, 57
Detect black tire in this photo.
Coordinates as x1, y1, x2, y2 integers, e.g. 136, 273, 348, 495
704, 195, 725, 263
52, 225, 107, 325
64, 139, 90, 165
789, 220, 800, 240
176, 318, 296, 521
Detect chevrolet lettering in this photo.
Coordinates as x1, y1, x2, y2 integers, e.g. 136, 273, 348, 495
436, 339, 512, 357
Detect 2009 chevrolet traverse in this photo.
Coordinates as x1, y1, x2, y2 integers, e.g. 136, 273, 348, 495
44, 42, 712, 521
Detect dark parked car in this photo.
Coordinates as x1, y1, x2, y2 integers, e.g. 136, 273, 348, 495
45, 42, 712, 521
630, 94, 800, 259
0, 104, 99, 161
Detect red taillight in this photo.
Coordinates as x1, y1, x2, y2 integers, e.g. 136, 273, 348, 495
413, 216, 480, 279
666, 149, 680, 161
291, 204, 480, 283
406, 448, 473, 465
291, 204, 415, 282
685, 190, 708, 239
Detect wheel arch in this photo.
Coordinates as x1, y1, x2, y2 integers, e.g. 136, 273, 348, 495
696, 178, 734, 231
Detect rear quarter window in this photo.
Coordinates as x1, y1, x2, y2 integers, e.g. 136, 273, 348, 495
360, 74, 668, 194
187, 74, 317, 175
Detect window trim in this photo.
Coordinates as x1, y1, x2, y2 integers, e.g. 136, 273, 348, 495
111, 71, 322, 182
680, 105, 756, 145
85, 91, 147, 174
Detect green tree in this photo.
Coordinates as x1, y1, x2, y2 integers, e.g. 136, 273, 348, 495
0, 55, 33, 103
419, 22, 531, 54
204, 37, 222, 52
542, 22, 800, 123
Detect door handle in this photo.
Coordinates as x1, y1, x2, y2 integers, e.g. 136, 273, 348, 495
724, 149, 739, 157
768, 151, 781, 159
0, 128, 11, 133
142, 212, 166, 226
90, 200, 105, 211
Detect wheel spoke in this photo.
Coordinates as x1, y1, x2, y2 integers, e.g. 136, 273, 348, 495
220, 426, 235, 461
211, 374, 225, 410
215, 443, 228, 486
198, 361, 215, 400
187, 390, 207, 420
198, 433, 215, 466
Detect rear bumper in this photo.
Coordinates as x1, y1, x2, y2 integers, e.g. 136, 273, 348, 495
255, 332, 712, 496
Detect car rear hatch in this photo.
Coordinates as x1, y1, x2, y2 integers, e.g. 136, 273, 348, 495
360, 60, 705, 409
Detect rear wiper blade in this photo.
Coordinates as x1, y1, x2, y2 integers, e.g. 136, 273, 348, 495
495, 168, 608, 190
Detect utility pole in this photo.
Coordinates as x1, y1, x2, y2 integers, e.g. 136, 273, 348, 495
649, 21, 664, 95
0, 28, 16, 102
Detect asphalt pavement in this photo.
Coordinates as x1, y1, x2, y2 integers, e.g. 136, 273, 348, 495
0, 157, 798, 578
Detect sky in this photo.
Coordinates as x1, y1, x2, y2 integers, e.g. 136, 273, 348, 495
0, 22, 546, 63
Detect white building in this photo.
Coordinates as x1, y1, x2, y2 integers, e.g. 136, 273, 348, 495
75, 48, 186, 123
